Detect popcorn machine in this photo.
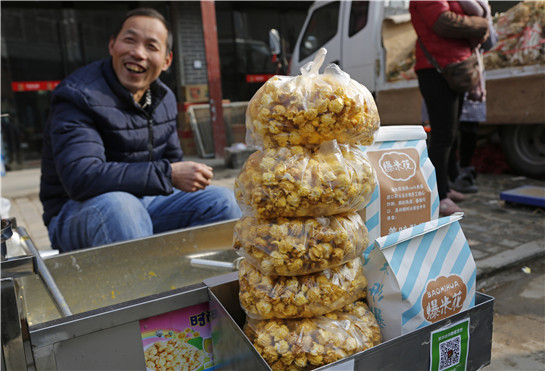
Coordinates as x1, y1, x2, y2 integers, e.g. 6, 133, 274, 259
1, 218, 494, 371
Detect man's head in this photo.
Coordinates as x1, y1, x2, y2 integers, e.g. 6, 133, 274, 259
109, 8, 173, 102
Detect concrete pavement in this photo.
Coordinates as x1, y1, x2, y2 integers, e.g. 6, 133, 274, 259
1, 157, 544, 280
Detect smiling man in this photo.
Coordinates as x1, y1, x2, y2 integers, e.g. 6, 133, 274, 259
40, 8, 241, 253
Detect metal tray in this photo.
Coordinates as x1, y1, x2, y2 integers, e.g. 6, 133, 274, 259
206, 274, 494, 371
18, 220, 239, 325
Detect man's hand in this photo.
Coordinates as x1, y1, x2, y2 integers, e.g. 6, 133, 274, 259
171, 161, 213, 192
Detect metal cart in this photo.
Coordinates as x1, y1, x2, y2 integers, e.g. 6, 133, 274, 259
1, 219, 494, 370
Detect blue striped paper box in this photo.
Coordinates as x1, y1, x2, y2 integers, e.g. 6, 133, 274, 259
365, 212, 476, 341
359, 126, 439, 265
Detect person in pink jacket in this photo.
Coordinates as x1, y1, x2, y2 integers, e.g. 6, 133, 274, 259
410, 1, 489, 216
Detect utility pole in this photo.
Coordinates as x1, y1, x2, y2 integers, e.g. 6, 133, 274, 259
200, 0, 226, 159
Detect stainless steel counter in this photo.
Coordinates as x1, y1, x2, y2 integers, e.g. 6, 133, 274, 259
17, 220, 239, 326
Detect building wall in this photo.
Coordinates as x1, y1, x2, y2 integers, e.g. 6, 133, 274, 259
1, 1, 310, 167
172, 1, 208, 87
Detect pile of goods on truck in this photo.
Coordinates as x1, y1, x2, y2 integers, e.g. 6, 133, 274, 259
387, 49, 416, 82
484, 0, 545, 69
386, 1, 545, 82
232, 48, 382, 370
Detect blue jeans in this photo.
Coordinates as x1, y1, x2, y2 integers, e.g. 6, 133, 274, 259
47, 186, 241, 252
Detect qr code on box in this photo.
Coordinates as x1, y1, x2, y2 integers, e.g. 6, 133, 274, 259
439, 335, 461, 370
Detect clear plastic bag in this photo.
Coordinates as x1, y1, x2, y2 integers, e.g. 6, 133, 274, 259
245, 48, 380, 149
238, 258, 367, 320
233, 212, 368, 276
234, 140, 376, 219
243, 299, 381, 370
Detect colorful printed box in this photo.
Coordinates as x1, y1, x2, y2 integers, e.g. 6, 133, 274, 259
140, 302, 215, 371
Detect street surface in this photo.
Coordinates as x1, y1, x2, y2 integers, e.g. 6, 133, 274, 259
455, 171, 544, 279
459, 169, 545, 370
479, 258, 545, 370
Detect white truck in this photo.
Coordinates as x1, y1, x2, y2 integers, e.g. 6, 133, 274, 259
274, 0, 545, 178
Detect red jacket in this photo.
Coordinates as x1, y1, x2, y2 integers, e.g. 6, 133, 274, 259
410, 1, 479, 71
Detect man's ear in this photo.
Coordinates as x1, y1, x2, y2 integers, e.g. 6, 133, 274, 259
162, 51, 173, 71
108, 36, 116, 56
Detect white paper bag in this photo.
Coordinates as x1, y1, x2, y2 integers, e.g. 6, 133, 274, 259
365, 212, 476, 341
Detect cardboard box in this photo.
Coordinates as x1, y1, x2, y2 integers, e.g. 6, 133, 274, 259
180, 111, 192, 132
182, 84, 209, 103
178, 129, 198, 156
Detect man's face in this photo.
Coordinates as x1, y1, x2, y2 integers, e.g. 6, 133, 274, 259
109, 15, 172, 102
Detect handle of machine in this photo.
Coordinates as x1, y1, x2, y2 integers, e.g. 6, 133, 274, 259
1, 218, 14, 260
190, 256, 243, 270
16, 226, 73, 317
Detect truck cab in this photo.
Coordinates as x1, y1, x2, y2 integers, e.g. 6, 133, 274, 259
289, 1, 384, 91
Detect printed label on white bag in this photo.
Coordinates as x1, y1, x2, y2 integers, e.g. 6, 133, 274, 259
365, 147, 431, 236
422, 275, 467, 323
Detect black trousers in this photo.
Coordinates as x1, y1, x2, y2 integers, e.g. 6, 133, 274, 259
458, 121, 479, 168
417, 68, 464, 200
448, 120, 480, 182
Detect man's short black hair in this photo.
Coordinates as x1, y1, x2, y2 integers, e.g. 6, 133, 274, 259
112, 8, 173, 54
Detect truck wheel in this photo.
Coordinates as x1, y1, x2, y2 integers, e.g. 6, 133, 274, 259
501, 124, 545, 179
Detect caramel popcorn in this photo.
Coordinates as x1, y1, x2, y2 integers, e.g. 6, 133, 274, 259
245, 70, 380, 148
144, 339, 204, 371
233, 212, 368, 276
243, 300, 382, 370
234, 141, 376, 219
239, 258, 367, 320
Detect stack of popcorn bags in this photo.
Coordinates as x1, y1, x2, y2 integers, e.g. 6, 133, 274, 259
233, 48, 382, 370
